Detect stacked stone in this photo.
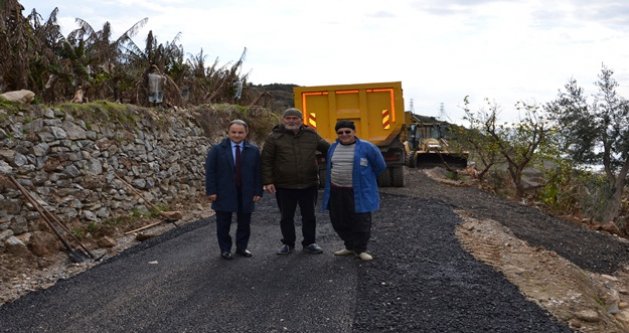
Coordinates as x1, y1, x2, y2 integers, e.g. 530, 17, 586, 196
0, 106, 211, 252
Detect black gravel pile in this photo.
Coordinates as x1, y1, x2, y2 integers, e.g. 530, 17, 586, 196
352, 194, 572, 332
386, 169, 629, 274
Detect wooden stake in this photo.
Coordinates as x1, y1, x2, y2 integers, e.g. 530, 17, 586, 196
124, 221, 163, 235
6, 175, 93, 261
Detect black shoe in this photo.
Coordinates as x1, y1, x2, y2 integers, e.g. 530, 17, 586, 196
221, 252, 233, 260
303, 243, 323, 254
236, 249, 253, 257
276, 244, 294, 255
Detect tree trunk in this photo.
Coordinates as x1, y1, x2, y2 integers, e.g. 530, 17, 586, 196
602, 159, 629, 222
507, 165, 525, 198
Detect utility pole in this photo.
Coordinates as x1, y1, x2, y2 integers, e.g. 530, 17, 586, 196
439, 102, 453, 122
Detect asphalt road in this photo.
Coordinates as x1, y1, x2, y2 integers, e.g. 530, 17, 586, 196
0, 193, 572, 333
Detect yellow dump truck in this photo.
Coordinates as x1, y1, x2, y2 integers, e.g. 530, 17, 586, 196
293, 81, 406, 187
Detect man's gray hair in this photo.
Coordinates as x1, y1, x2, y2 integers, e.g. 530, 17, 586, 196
282, 108, 303, 119
229, 119, 249, 130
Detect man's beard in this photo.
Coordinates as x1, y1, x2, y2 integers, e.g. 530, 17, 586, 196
284, 123, 300, 130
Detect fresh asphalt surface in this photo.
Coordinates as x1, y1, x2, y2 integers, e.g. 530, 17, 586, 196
0, 192, 572, 332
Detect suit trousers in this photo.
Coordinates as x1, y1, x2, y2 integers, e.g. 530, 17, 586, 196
329, 186, 372, 253
275, 186, 318, 248
215, 190, 251, 252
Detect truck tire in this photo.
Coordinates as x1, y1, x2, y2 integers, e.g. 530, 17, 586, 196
377, 168, 391, 187
391, 166, 404, 187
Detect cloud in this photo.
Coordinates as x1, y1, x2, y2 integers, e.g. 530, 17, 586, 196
369, 10, 397, 18
581, 3, 629, 29
409, 0, 510, 16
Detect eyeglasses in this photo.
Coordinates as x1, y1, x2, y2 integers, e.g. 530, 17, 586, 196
337, 130, 352, 135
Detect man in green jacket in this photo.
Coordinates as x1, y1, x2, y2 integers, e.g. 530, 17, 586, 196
262, 108, 330, 255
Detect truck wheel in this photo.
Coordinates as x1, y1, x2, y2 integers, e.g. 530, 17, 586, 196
391, 166, 404, 187
377, 168, 391, 187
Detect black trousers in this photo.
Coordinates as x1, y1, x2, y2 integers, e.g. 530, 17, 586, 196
275, 186, 318, 248
215, 190, 251, 252
329, 187, 372, 253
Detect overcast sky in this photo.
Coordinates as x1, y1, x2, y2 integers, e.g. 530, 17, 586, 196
19, 0, 629, 124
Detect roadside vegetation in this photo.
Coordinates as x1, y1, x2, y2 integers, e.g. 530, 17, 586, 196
454, 65, 629, 236
0, 1, 293, 111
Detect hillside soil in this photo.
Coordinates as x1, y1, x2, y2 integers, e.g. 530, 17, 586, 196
2, 167, 629, 332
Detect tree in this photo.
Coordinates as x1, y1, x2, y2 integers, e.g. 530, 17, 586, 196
25, 7, 65, 100
122, 30, 184, 106
457, 96, 503, 180
484, 101, 551, 198
68, 17, 147, 101
0, 0, 30, 90
204, 47, 248, 104
546, 65, 629, 223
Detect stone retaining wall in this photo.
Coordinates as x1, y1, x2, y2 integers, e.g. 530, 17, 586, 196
0, 104, 214, 250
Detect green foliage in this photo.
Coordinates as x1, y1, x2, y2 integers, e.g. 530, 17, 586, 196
148, 203, 169, 218
130, 208, 149, 218
458, 97, 503, 179
103, 216, 127, 227
485, 169, 515, 197
192, 104, 278, 144
537, 159, 576, 211
579, 176, 612, 221
22, 114, 32, 124
213, 103, 244, 114
545, 65, 629, 222
528, 150, 613, 222
445, 170, 460, 181
459, 96, 552, 197
3, 7, 251, 107
486, 101, 552, 197
246, 83, 297, 112
86, 222, 99, 234
0, 98, 24, 114
71, 227, 85, 239
56, 101, 139, 129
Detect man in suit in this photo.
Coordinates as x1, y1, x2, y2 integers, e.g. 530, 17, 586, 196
205, 119, 263, 260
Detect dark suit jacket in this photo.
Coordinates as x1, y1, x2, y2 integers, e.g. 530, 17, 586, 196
205, 138, 263, 213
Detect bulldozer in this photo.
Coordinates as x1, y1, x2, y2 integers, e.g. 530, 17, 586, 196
403, 113, 468, 169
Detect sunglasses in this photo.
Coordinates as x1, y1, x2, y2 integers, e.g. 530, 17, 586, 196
337, 130, 352, 135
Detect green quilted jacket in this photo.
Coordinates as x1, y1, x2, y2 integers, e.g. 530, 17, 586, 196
261, 125, 329, 189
